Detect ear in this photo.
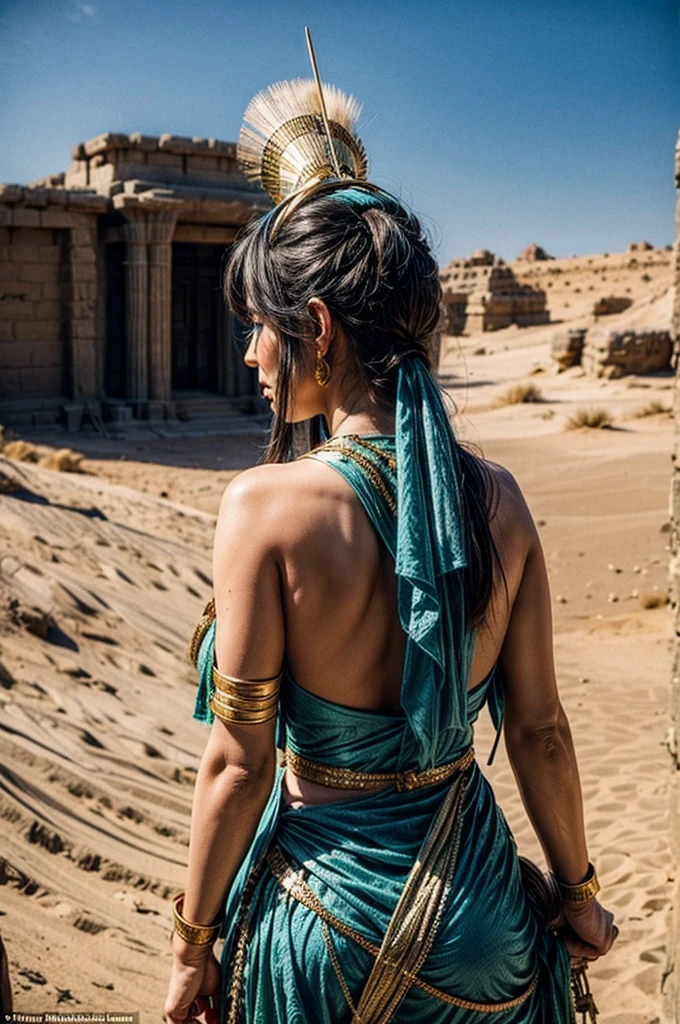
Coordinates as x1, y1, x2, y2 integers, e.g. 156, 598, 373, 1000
306, 297, 334, 355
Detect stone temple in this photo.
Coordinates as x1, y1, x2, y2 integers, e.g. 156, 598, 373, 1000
440, 248, 549, 334
0, 132, 271, 428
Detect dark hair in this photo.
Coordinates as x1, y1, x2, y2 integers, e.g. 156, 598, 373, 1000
225, 188, 507, 629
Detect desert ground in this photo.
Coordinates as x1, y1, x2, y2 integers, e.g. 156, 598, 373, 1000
0, 249, 675, 1023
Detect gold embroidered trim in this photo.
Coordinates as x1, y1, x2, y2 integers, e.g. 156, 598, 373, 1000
187, 597, 216, 666
299, 436, 397, 515
266, 844, 540, 1014
282, 746, 475, 792
226, 861, 263, 1024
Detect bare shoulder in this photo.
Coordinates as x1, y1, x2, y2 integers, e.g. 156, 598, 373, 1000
217, 458, 346, 541
481, 458, 537, 551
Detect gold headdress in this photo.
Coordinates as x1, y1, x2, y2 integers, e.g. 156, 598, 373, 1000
237, 27, 391, 239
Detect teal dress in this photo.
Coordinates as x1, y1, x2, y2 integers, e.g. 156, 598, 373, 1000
193, 358, 573, 1023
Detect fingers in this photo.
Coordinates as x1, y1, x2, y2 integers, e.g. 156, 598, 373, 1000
561, 920, 619, 961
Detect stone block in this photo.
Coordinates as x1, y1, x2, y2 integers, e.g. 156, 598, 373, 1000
0, 209, 12, 227
40, 209, 74, 229
18, 364, 64, 395
65, 192, 107, 211
582, 328, 672, 377
0, 261, 21, 285
39, 245, 63, 265
550, 328, 587, 368
88, 164, 116, 187
83, 132, 129, 156
71, 281, 97, 301
19, 263, 57, 284
63, 170, 89, 188
0, 299, 34, 319
593, 295, 633, 317
11, 208, 41, 228
14, 320, 61, 343
40, 282, 62, 301
0, 368, 22, 397
70, 228, 95, 247
147, 151, 184, 169
0, 184, 24, 203
158, 133, 194, 152
70, 263, 97, 284
128, 133, 158, 151
0, 322, 15, 342
34, 300, 61, 320
10, 244, 40, 264
70, 299, 96, 320
0, 228, 10, 244
70, 245, 96, 265
71, 319, 95, 339
1, 338, 35, 367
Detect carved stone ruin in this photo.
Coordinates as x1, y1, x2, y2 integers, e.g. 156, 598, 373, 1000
0, 133, 271, 427
549, 328, 587, 370
440, 250, 549, 334
581, 327, 672, 378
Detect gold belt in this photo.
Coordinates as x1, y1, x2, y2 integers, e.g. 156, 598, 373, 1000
281, 746, 475, 792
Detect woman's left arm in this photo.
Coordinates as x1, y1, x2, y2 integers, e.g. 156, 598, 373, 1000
165, 468, 284, 1023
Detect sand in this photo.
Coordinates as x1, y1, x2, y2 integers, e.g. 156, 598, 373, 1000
0, 261, 674, 1023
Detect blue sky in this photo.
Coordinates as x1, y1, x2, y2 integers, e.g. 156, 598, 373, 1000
1, 0, 677, 264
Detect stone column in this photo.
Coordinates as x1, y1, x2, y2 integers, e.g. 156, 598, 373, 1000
122, 210, 150, 410
667, 129, 680, 1023
147, 208, 177, 413
67, 213, 99, 400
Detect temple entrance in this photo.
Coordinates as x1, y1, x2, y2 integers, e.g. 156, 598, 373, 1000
171, 243, 225, 391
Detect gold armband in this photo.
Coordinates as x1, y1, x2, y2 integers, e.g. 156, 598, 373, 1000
172, 892, 221, 945
209, 665, 282, 724
556, 862, 600, 905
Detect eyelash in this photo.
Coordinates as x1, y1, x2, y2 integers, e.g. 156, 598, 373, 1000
249, 323, 263, 348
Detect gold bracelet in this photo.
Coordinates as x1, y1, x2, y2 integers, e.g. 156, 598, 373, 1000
210, 665, 282, 725
556, 863, 600, 905
172, 892, 221, 945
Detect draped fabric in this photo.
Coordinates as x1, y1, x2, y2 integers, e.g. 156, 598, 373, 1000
192, 357, 573, 1022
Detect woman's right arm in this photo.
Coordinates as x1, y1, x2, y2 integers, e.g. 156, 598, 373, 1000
497, 473, 616, 960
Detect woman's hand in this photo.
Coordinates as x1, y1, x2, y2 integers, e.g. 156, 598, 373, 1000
559, 899, 618, 961
164, 942, 220, 1024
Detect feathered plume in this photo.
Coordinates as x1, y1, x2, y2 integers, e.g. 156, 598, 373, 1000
237, 78, 368, 205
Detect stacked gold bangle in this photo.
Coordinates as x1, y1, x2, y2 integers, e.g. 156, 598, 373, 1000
556, 862, 600, 905
209, 665, 282, 725
173, 892, 221, 945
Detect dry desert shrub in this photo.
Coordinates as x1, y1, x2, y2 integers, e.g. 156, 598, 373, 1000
632, 400, 671, 418
565, 408, 613, 430
39, 448, 85, 473
495, 383, 543, 407
639, 591, 667, 609
3, 439, 40, 462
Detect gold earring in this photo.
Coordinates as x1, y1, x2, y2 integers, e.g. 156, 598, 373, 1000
314, 347, 331, 387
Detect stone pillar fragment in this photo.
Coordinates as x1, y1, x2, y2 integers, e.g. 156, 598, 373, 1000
667, 129, 680, 1024
147, 209, 177, 408
122, 212, 150, 407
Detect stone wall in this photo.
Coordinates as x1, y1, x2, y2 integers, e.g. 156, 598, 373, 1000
666, 128, 680, 1024
0, 186, 106, 423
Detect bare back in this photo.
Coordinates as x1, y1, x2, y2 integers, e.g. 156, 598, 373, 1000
273, 454, 532, 713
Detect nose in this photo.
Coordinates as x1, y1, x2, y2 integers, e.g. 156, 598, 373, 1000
243, 332, 258, 368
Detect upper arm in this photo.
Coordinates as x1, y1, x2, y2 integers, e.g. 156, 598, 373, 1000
204, 467, 284, 774
497, 478, 561, 744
